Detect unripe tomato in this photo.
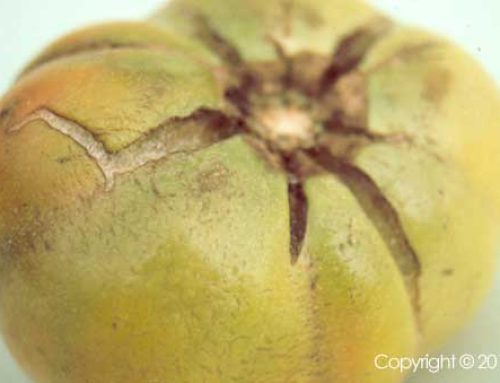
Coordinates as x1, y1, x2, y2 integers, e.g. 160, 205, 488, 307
1, 1, 499, 382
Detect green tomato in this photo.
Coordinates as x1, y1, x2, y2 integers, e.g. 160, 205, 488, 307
1, 1, 499, 382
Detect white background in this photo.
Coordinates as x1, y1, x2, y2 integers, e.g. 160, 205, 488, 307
0, 1, 499, 382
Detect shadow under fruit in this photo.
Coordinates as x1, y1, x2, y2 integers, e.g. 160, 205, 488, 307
1, 0, 500, 382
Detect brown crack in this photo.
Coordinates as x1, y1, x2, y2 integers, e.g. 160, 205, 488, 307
192, 17, 265, 119
224, 79, 255, 117
322, 113, 445, 163
317, 19, 392, 96
287, 180, 307, 263
194, 16, 244, 69
319, 71, 369, 128
282, 153, 309, 263
267, 35, 294, 91
8, 107, 243, 190
306, 146, 422, 324
319, 116, 410, 160
288, 54, 332, 96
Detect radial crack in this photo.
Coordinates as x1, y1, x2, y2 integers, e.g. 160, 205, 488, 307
364, 42, 440, 76
317, 121, 409, 161
325, 115, 409, 142
224, 85, 253, 116
287, 180, 307, 263
322, 114, 444, 163
283, 154, 309, 263
306, 146, 422, 322
195, 16, 244, 68
8, 107, 243, 191
267, 35, 294, 91
318, 19, 392, 96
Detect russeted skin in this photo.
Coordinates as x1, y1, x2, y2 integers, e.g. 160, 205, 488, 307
0, 1, 499, 383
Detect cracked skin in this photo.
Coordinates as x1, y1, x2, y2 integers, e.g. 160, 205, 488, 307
0, 0, 500, 382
